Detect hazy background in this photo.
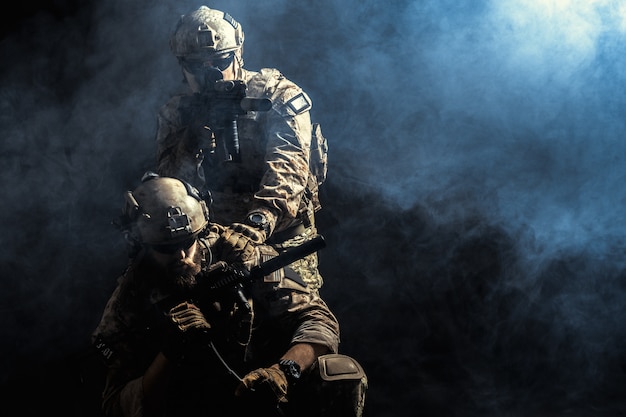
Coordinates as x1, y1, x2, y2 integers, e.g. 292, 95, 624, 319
2, 1, 626, 416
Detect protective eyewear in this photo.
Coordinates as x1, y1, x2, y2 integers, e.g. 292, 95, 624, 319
149, 237, 196, 254
181, 53, 235, 73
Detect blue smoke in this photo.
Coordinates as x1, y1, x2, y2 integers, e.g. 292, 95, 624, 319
323, 0, 626, 254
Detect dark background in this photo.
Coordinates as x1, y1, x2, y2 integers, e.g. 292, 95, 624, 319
2, 1, 626, 416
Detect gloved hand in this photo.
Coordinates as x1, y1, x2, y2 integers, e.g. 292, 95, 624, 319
169, 301, 212, 332
161, 301, 211, 362
235, 366, 288, 404
229, 222, 267, 244
217, 223, 263, 266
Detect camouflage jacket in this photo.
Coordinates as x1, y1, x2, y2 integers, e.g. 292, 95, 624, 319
91, 232, 340, 417
155, 68, 319, 238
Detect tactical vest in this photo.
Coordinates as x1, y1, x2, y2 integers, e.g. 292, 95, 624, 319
202, 68, 328, 228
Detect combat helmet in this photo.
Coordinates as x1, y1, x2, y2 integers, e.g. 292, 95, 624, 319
121, 173, 210, 248
170, 6, 244, 60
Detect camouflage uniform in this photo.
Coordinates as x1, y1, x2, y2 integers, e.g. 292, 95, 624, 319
156, 68, 325, 290
91, 232, 348, 417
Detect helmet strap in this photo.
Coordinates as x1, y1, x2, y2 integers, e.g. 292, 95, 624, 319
234, 48, 244, 79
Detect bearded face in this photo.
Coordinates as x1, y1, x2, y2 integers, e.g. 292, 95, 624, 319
144, 240, 204, 295
163, 249, 203, 293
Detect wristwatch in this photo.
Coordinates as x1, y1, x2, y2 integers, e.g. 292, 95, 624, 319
278, 359, 301, 384
246, 211, 270, 235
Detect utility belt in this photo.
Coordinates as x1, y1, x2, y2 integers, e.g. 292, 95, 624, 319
268, 209, 316, 245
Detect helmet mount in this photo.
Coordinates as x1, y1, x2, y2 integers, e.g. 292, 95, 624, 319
166, 206, 194, 238
118, 174, 210, 248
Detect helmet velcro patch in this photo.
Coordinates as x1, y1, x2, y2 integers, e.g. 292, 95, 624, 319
223, 12, 239, 30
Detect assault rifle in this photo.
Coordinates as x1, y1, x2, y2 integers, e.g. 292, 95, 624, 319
199, 67, 272, 162
194, 234, 326, 311
153, 234, 326, 392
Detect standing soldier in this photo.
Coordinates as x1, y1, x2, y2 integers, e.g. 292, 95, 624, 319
156, 5, 328, 291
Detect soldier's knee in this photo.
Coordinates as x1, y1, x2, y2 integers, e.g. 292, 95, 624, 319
293, 354, 368, 417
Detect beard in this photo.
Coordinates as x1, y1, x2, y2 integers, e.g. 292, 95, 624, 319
148, 250, 204, 296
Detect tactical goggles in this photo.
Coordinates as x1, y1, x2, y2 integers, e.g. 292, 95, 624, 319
149, 237, 196, 254
181, 52, 235, 73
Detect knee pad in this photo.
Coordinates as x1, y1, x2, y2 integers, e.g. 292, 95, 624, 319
293, 354, 368, 417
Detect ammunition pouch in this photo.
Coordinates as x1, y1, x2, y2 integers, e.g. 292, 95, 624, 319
309, 123, 328, 188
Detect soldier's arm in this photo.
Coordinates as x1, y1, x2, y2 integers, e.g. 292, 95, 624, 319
251, 78, 314, 235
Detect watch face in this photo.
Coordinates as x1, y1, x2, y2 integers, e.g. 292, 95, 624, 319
249, 213, 266, 225
279, 359, 301, 380
247, 212, 269, 234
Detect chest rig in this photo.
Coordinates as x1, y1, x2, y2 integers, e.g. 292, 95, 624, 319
202, 112, 267, 194
198, 68, 328, 229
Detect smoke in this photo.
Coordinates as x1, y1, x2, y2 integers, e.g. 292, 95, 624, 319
2, 0, 626, 416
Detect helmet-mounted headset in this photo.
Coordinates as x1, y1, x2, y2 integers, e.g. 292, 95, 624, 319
118, 173, 210, 248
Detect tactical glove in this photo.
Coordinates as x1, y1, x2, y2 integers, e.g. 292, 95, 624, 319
217, 224, 262, 266
235, 366, 288, 404
161, 301, 211, 362
229, 222, 267, 244
169, 301, 212, 332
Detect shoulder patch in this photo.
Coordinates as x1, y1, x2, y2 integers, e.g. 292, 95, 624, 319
285, 92, 312, 115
